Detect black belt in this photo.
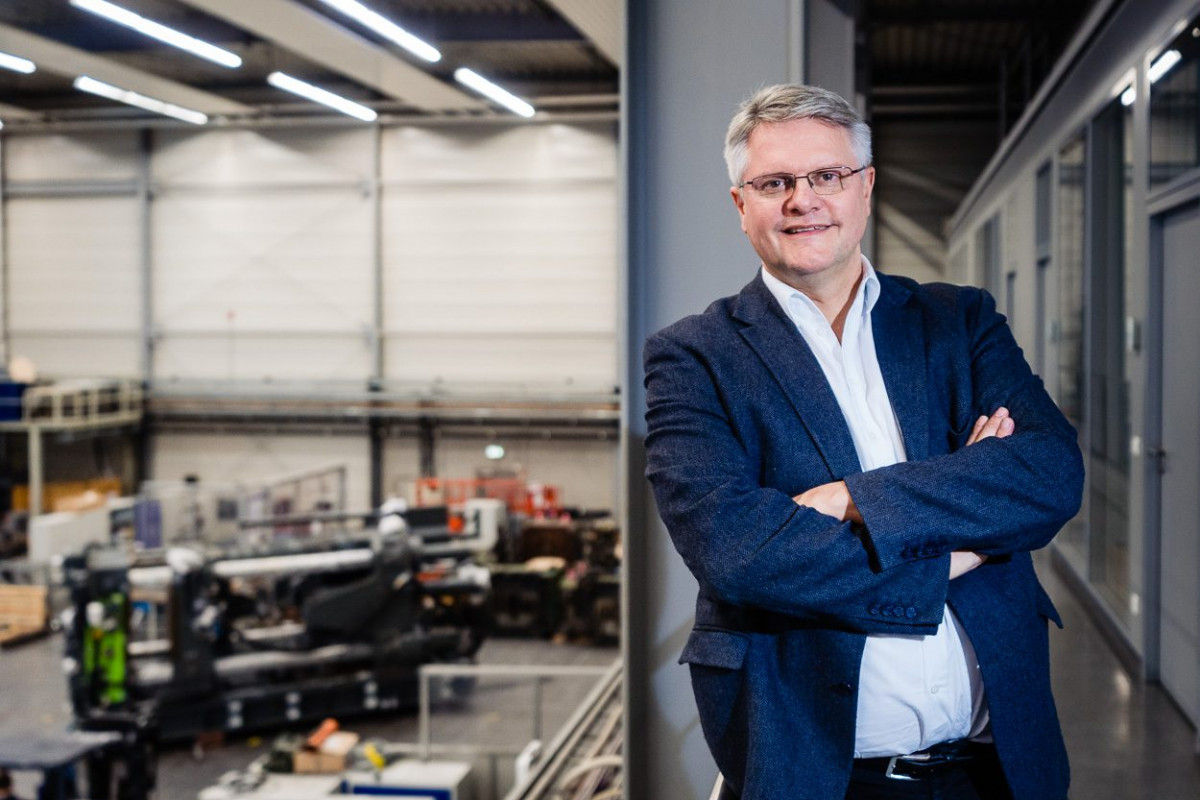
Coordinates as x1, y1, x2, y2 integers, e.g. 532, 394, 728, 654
853, 740, 993, 782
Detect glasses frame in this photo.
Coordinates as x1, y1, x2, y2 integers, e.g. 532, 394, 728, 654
739, 164, 871, 198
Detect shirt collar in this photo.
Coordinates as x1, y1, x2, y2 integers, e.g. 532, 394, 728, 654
760, 256, 880, 330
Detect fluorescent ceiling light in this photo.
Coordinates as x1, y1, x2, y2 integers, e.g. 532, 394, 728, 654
70, 0, 242, 69
315, 0, 441, 63
1120, 85, 1135, 107
1149, 49, 1182, 83
267, 72, 377, 122
454, 68, 535, 118
0, 51, 35, 74
73, 76, 208, 125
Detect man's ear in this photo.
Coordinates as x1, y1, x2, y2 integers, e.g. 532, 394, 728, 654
730, 187, 748, 233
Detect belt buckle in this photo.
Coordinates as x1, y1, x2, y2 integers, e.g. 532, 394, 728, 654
884, 756, 921, 781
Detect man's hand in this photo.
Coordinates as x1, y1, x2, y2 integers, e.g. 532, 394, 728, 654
793, 480, 861, 524
966, 406, 1013, 445
949, 550, 987, 579
791, 407, 1015, 578
950, 406, 1014, 579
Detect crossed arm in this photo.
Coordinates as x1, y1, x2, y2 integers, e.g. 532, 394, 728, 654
644, 289, 1083, 631
795, 407, 1015, 580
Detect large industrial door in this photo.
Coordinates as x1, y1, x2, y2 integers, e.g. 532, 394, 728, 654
1157, 200, 1200, 729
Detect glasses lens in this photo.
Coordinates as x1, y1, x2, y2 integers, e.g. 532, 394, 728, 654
809, 169, 850, 195
750, 174, 795, 196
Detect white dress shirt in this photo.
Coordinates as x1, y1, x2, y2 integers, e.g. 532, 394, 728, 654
761, 260, 989, 758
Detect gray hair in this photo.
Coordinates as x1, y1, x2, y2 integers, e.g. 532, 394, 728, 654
724, 84, 872, 186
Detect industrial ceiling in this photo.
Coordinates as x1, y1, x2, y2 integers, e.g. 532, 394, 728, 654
0, 0, 620, 126
0, 1, 1099, 134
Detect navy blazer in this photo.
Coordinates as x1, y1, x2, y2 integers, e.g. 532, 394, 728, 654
643, 271, 1084, 800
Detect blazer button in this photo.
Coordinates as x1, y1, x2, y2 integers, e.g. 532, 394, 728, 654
869, 604, 880, 615
906, 607, 917, 619
831, 682, 854, 697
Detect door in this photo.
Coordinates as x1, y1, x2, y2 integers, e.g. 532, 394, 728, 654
1158, 200, 1200, 729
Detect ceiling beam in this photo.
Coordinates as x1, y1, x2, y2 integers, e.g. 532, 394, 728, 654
541, 0, 621, 68
0, 22, 253, 116
176, 0, 484, 112
0, 100, 40, 120
867, 1, 1083, 26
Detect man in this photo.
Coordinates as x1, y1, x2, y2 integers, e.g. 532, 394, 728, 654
643, 84, 1083, 799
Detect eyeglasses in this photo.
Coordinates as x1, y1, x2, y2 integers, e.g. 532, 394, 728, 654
739, 164, 870, 198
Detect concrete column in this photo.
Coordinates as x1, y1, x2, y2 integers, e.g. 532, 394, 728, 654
622, 2, 855, 798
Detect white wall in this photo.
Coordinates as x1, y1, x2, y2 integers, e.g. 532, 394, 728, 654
2, 120, 617, 391
1, 119, 619, 511
151, 127, 377, 383
5, 132, 143, 377
379, 123, 617, 391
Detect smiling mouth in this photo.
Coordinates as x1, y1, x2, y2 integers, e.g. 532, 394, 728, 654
782, 224, 830, 234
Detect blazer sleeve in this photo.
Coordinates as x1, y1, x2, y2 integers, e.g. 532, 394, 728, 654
843, 287, 1085, 571
644, 326, 950, 634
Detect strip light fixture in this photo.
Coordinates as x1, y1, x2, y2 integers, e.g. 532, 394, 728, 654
74, 76, 208, 125
1149, 48, 1183, 82
454, 68, 535, 118
0, 51, 36, 74
1122, 48, 1184, 106
69, 0, 242, 68
315, 0, 441, 63
267, 72, 377, 122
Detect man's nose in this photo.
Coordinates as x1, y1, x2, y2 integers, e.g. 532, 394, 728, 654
783, 179, 821, 211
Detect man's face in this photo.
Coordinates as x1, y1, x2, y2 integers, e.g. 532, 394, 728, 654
731, 118, 875, 291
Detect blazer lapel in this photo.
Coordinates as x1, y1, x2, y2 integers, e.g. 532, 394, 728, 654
733, 276, 862, 479
871, 276, 930, 462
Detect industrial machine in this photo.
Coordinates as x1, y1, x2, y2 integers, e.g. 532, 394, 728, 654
61, 505, 494, 742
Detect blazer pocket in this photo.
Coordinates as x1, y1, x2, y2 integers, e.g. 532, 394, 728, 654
679, 627, 750, 670
1035, 585, 1064, 629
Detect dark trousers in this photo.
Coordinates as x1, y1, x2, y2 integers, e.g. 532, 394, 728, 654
844, 746, 1012, 800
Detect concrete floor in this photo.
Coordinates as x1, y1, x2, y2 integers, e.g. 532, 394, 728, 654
1041, 553, 1200, 799
0, 635, 618, 799
1, 563, 1199, 799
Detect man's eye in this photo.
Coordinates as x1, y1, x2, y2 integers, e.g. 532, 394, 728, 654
758, 177, 789, 191
813, 171, 840, 185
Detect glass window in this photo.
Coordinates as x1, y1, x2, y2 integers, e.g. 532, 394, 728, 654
975, 215, 1000, 297
1084, 98, 1134, 625
1035, 163, 1052, 377
1149, 19, 1200, 187
1056, 133, 1087, 561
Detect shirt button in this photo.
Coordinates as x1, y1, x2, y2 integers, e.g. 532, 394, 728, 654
931, 686, 940, 694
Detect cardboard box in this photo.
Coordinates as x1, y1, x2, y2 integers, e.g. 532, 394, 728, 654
293, 731, 359, 774
0, 584, 48, 647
